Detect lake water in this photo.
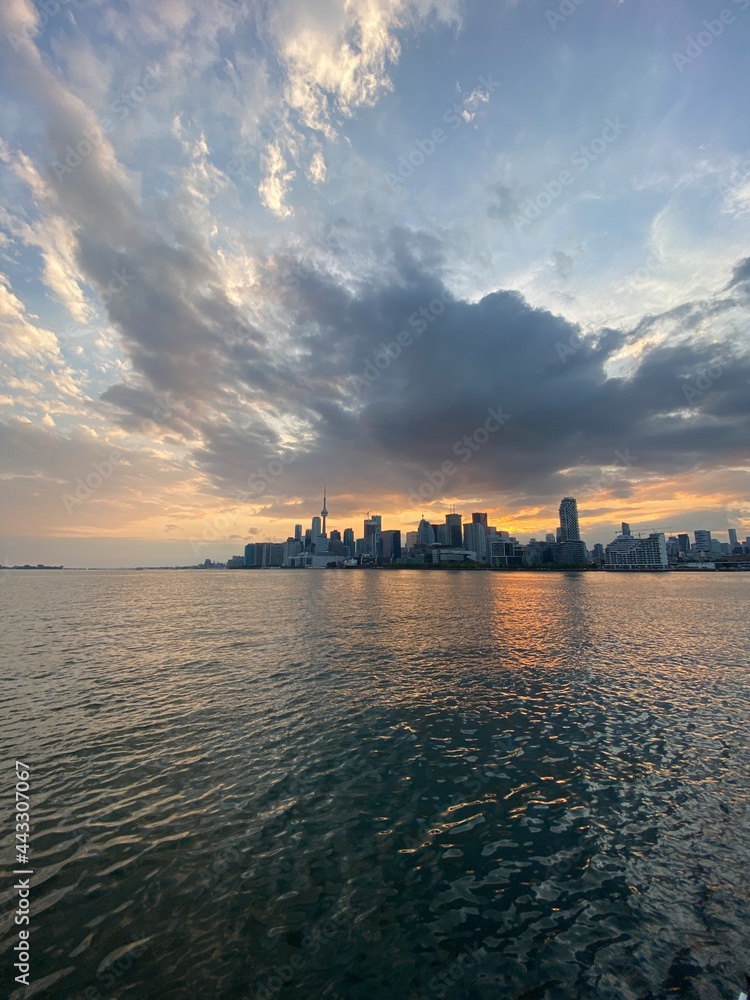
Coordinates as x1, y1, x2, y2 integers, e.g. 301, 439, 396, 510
1, 570, 749, 999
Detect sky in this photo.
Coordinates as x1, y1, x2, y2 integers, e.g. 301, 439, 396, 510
0, 0, 749, 567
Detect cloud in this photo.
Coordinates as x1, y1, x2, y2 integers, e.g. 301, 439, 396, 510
726, 255, 750, 291
0, 0, 748, 560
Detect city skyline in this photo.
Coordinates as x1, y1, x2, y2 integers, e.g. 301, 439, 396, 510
3, 483, 748, 567
1, 0, 749, 568
223, 492, 750, 571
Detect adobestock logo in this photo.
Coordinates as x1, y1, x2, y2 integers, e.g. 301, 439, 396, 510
51, 69, 162, 180
353, 291, 452, 392
385, 74, 500, 193
672, 1, 749, 72
407, 406, 511, 506
512, 117, 627, 234
681, 354, 735, 406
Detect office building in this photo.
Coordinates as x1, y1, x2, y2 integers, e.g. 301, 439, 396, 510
489, 540, 523, 568
364, 515, 382, 537
416, 518, 434, 546
446, 512, 463, 547
343, 528, 355, 556
463, 522, 487, 561
694, 530, 712, 552
728, 528, 739, 551
471, 513, 488, 534
244, 543, 256, 567
381, 530, 402, 562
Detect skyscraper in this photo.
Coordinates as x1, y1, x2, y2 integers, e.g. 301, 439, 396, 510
446, 512, 462, 547
558, 497, 580, 543
728, 528, 738, 550
381, 530, 402, 562
364, 515, 381, 539
343, 528, 355, 557
694, 529, 712, 552
471, 513, 488, 534
294, 524, 302, 543
311, 516, 322, 544
416, 518, 434, 546
463, 522, 487, 560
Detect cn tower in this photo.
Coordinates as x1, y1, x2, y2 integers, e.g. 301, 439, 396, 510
321, 484, 328, 536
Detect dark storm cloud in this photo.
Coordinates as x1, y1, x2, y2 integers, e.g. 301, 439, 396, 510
252, 244, 750, 506
64, 202, 749, 509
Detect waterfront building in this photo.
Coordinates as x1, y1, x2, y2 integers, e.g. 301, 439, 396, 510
605, 531, 668, 571
431, 547, 478, 564
463, 522, 487, 561
678, 533, 690, 554
405, 531, 419, 551
284, 538, 301, 562
728, 528, 738, 551
694, 529, 712, 552
489, 540, 523, 568
294, 524, 302, 542
381, 530, 402, 562
556, 540, 588, 565
559, 497, 580, 542
343, 528, 355, 556
270, 543, 285, 566
244, 543, 255, 567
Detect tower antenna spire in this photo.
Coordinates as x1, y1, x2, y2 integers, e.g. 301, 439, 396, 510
321, 483, 328, 536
